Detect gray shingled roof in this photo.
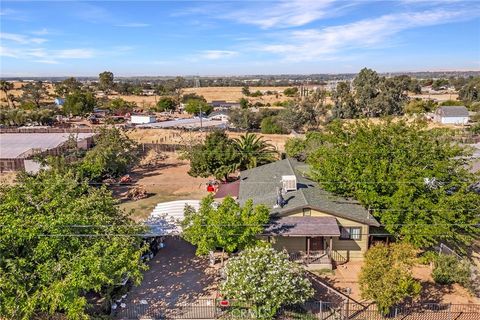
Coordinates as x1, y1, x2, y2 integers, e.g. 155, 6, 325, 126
238, 158, 380, 226
437, 106, 469, 117
263, 216, 340, 236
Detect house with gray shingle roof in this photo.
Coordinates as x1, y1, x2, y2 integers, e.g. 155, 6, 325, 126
435, 106, 469, 125
215, 158, 382, 268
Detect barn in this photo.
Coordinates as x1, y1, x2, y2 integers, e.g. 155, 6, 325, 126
435, 106, 469, 125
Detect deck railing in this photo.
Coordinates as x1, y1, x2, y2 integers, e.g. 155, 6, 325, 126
289, 250, 331, 265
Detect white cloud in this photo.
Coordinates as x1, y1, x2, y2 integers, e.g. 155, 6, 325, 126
115, 23, 150, 27
232, 0, 336, 28
33, 59, 60, 65
259, 9, 476, 61
0, 46, 20, 58
199, 50, 238, 60
0, 45, 96, 63
31, 28, 50, 35
0, 32, 47, 44
54, 49, 95, 59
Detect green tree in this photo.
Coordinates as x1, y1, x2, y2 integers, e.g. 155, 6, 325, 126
405, 99, 437, 114
332, 81, 358, 118
307, 120, 480, 248
239, 97, 250, 109
279, 90, 328, 131
233, 133, 277, 170
63, 90, 96, 116
359, 243, 421, 315
374, 77, 408, 116
439, 100, 464, 106
0, 171, 146, 319
261, 116, 284, 134
54, 77, 82, 97
0, 108, 55, 127
432, 79, 449, 91
354, 68, 381, 116
250, 90, 263, 97
283, 87, 298, 97
107, 97, 136, 113
432, 254, 472, 288
242, 85, 251, 96
181, 93, 206, 103
458, 77, 480, 104
98, 71, 114, 94
21, 81, 48, 108
184, 131, 238, 181
0, 80, 14, 108
229, 108, 262, 130
184, 98, 213, 115
182, 195, 270, 257
80, 127, 139, 180
221, 246, 314, 319
285, 137, 307, 161
155, 96, 176, 112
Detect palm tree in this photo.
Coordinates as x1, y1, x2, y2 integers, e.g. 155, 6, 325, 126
233, 133, 277, 170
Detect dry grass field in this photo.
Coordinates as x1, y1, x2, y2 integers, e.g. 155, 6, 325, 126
112, 86, 299, 109
409, 92, 459, 102
126, 128, 295, 152
118, 152, 209, 221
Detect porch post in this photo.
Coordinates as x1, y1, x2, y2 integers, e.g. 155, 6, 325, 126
307, 237, 310, 258
329, 237, 333, 257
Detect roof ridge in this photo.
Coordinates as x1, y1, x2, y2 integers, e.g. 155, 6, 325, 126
298, 188, 308, 207
285, 157, 299, 177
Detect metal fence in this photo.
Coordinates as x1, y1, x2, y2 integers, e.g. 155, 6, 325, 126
112, 299, 480, 320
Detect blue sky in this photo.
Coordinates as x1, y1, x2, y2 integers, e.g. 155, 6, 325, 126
1, 0, 479, 76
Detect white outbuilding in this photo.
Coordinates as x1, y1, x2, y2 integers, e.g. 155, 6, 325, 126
130, 114, 156, 124
435, 106, 469, 125
145, 200, 201, 236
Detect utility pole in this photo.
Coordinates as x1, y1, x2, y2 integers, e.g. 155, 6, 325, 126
199, 104, 203, 129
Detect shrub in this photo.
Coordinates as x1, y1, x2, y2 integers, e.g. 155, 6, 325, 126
359, 243, 421, 315
154, 97, 176, 112
283, 87, 298, 97
418, 251, 439, 265
221, 246, 314, 319
432, 254, 472, 287
261, 116, 284, 134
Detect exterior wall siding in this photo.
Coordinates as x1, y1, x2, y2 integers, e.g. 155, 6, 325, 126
271, 236, 306, 252
440, 116, 468, 125
278, 209, 370, 261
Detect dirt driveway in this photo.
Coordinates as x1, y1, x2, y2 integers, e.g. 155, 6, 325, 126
115, 237, 217, 319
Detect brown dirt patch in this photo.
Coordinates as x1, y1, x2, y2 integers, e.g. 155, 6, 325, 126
319, 261, 479, 304
118, 152, 210, 221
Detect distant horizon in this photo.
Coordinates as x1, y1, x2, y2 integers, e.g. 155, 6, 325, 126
2, 69, 480, 80
1, 1, 479, 76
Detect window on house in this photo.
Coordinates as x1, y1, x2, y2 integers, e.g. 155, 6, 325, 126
302, 208, 311, 216
340, 227, 361, 240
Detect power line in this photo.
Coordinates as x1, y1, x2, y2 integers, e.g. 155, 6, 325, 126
2, 222, 479, 228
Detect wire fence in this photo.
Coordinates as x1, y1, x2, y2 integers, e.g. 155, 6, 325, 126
111, 299, 480, 320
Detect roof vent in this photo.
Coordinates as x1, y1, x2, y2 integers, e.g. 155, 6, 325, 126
275, 187, 286, 208
282, 175, 297, 191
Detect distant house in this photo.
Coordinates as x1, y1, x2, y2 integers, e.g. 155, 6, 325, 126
215, 158, 382, 268
435, 106, 469, 125
209, 100, 240, 109
54, 98, 65, 106
130, 114, 156, 124
142, 89, 155, 96
208, 110, 229, 122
